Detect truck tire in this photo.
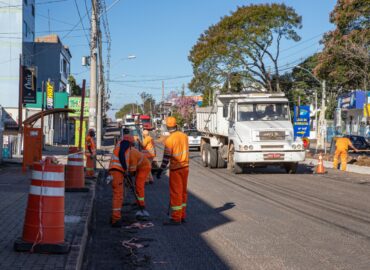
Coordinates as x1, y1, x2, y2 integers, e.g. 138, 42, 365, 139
285, 162, 298, 174
227, 144, 243, 174
217, 149, 227, 168
208, 147, 218, 169
201, 144, 210, 167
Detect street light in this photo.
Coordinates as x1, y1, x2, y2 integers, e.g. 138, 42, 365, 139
296, 65, 327, 152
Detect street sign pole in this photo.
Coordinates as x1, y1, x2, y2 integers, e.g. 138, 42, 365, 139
79, 80, 86, 150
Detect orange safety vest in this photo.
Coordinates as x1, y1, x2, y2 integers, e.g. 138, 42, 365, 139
142, 136, 156, 158
164, 131, 189, 170
128, 148, 151, 172
85, 135, 96, 156
109, 145, 150, 173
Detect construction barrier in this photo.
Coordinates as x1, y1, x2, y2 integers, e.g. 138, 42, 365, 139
14, 157, 70, 253
65, 147, 89, 192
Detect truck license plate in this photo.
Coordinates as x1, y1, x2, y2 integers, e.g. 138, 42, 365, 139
264, 153, 284, 160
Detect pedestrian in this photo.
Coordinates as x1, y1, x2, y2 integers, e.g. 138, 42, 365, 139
333, 136, 358, 171
140, 129, 156, 184
108, 135, 151, 227
157, 117, 189, 225
85, 128, 96, 178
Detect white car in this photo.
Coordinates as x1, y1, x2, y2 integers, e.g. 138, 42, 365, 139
184, 129, 201, 151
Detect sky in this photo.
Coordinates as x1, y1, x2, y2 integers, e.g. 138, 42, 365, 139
35, 0, 337, 118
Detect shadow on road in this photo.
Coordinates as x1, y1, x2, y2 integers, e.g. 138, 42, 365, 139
83, 171, 234, 270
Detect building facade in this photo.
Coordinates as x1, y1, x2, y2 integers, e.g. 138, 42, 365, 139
33, 34, 71, 93
0, 0, 35, 108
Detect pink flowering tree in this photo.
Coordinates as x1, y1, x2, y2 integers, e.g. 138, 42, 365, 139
174, 96, 196, 127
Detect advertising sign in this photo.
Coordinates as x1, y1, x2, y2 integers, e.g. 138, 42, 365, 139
46, 81, 54, 110
22, 67, 37, 104
68, 97, 89, 117
294, 105, 310, 138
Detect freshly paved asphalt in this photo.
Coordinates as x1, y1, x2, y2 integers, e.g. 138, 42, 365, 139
83, 125, 370, 270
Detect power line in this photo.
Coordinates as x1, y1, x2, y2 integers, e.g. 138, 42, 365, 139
73, 0, 90, 46
109, 75, 193, 83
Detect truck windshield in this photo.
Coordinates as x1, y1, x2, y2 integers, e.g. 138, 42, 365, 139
238, 103, 290, 121
141, 119, 150, 123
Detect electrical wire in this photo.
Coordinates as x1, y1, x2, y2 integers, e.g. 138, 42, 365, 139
73, 0, 90, 46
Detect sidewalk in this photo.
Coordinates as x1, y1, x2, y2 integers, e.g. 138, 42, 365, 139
0, 157, 95, 269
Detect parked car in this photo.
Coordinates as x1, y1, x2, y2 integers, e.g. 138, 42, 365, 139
184, 129, 201, 151
344, 135, 370, 151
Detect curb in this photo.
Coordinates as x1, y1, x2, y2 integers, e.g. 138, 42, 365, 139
65, 182, 96, 270
303, 158, 370, 175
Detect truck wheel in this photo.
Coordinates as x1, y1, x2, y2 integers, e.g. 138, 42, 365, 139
217, 149, 227, 168
201, 144, 210, 167
285, 163, 298, 174
227, 144, 243, 174
208, 147, 218, 169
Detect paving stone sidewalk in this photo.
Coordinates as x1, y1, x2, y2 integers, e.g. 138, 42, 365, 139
0, 162, 95, 270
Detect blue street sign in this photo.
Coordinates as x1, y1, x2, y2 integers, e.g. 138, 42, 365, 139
294, 105, 310, 138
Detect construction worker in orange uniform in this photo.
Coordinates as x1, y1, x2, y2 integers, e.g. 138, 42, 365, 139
85, 128, 96, 178
140, 130, 156, 184
157, 117, 189, 225
333, 136, 358, 171
108, 135, 151, 227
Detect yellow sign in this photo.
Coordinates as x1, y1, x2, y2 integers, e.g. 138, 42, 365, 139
75, 120, 86, 149
364, 104, 370, 117
46, 81, 54, 109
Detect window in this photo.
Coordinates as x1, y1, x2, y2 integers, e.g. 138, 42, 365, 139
31, 4, 35, 16
24, 0, 28, 5
237, 103, 290, 121
23, 21, 28, 37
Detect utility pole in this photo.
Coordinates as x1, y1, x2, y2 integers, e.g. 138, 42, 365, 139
89, 0, 98, 132
162, 81, 164, 118
317, 80, 327, 152
97, 23, 104, 149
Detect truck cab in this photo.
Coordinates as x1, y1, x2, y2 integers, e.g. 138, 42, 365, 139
197, 92, 305, 174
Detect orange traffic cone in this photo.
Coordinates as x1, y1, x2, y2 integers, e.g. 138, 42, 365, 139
315, 153, 326, 174
14, 157, 70, 253
65, 147, 89, 192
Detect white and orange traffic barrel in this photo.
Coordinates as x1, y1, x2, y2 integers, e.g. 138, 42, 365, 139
14, 157, 70, 253
65, 147, 89, 192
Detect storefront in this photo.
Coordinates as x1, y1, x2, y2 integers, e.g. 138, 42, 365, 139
337, 91, 367, 136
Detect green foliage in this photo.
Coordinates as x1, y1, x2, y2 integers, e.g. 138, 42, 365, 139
115, 103, 142, 119
315, 0, 369, 90
171, 111, 185, 127
188, 3, 302, 94
68, 75, 82, 96
139, 92, 156, 114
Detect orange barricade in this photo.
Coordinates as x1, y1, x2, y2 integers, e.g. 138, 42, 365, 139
65, 147, 89, 192
14, 157, 70, 253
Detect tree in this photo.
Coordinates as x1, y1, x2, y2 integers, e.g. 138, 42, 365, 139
139, 92, 156, 114
115, 103, 142, 119
68, 75, 82, 96
188, 3, 302, 94
315, 0, 369, 90
174, 96, 196, 126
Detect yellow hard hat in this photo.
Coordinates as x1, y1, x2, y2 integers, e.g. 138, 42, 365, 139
166, 116, 177, 128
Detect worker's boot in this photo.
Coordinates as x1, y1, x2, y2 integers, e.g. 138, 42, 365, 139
136, 209, 150, 221
111, 219, 122, 228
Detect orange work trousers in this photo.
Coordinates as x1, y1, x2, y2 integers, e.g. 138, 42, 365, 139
85, 155, 95, 177
169, 166, 189, 222
135, 166, 151, 207
111, 170, 124, 223
333, 150, 348, 171
145, 158, 154, 183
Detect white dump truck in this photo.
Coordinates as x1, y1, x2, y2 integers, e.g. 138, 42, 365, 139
196, 92, 305, 174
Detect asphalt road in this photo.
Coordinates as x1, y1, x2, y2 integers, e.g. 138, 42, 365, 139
84, 126, 370, 270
